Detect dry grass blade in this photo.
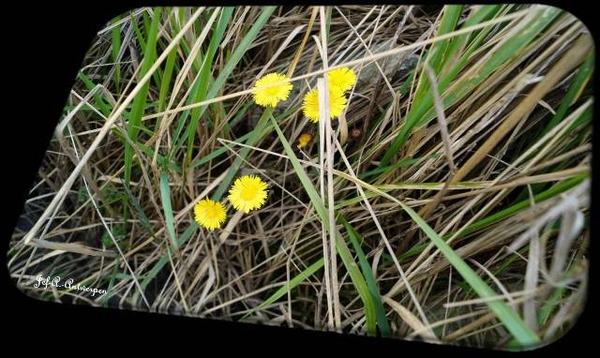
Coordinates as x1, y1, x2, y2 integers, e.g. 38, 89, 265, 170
413, 63, 457, 225
317, 6, 342, 331
452, 34, 593, 183
383, 296, 439, 342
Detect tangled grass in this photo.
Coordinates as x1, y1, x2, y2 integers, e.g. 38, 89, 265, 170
8, 5, 592, 349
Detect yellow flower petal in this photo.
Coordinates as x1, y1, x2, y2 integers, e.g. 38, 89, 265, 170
194, 199, 227, 231
228, 175, 269, 213
302, 87, 348, 123
328, 67, 357, 92
252, 73, 294, 108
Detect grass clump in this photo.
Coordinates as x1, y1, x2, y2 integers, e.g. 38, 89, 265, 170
9, 5, 592, 350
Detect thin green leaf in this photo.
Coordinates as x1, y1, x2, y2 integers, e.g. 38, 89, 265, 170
398, 202, 540, 346
159, 171, 178, 250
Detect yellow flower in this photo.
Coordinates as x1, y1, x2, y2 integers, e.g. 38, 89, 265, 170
302, 87, 347, 123
297, 133, 313, 149
228, 175, 269, 213
328, 67, 357, 92
252, 73, 294, 107
194, 199, 227, 231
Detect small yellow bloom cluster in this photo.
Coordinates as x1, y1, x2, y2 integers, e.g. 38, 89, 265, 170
192, 69, 356, 230
297, 133, 313, 149
193, 175, 269, 231
193, 71, 289, 230
302, 67, 357, 123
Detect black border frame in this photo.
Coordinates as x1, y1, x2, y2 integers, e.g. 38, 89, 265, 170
4, 1, 596, 354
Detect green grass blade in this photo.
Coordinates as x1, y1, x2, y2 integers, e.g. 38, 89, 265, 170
339, 215, 391, 337
380, 6, 561, 168
399, 174, 587, 261
170, 6, 276, 161
124, 8, 162, 185
184, 8, 234, 163
138, 222, 199, 294
540, 51, 594, 137
159, 171, 178, 250
211, 109, 273, 201
189, 131, 254, 169
157, 46, 178, 113
122, 183, 155, 234
271, 116, 328, 220
380, 5, 463, 167
332, 170, 542, 344
111, 16, 122, 91
76, 72, 112, 117
411, 5, 463, 101
334, 228, 378, 335
397, 202, 540, 346
271, 117, 377, 335
243, 258, 325, 319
